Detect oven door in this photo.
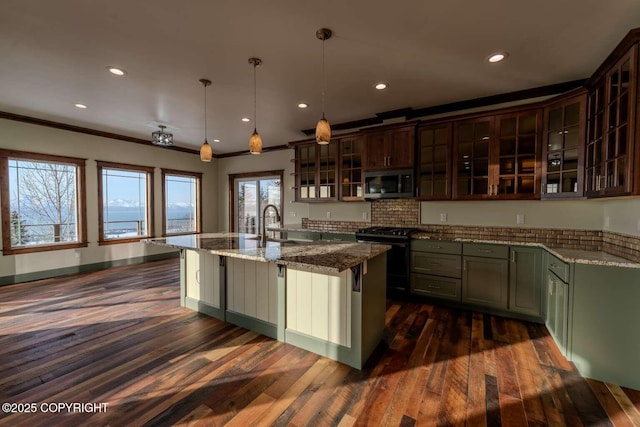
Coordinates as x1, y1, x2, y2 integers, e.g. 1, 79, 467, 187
358, 239, 410, 297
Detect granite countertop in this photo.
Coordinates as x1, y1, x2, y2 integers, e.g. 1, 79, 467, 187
144, 233, 390, 274
411, 232, 640, 269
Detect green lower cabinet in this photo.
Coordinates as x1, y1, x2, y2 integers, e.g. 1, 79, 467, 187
410, 274, 461, 301
545, 270, 568, 355
508, 247, 543, 317
462, 256, 509, 310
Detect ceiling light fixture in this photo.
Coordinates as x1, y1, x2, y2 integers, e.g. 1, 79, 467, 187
315, 27, 332, 145
199, 78, 213, 162
374, 83, 388, 90
213, 139, 220, 143
248, 57, 263, 155
74, 103, 87, 109
151, 124, 173, 147
107, 66, 127, 76
487, 52, 509, 63
241, 117, 251, 122
298, 103, 308, 109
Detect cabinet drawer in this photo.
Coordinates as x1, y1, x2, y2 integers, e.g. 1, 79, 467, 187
547, 253, 570, 283
463, 243, 508, 259
411, 239, 462, 255
411, 252, 461, 278
411, 274, 461, 301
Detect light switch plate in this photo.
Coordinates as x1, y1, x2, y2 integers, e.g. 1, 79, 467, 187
440, 213, 448, 222
516, 214, 525, 225
604, 216, 610, 228
326, 211, 331, 219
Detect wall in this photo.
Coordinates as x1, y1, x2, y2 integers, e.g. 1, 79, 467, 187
0, 119, 217, 279
603, 198, 640, 237
420, 200, 605, 230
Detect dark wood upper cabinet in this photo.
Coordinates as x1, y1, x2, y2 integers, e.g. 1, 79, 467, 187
585, 43, 638, 197
453, 109, 542, 200
363, 124, 415, 170
417, 123, 452, 200
542, 91, 586, 199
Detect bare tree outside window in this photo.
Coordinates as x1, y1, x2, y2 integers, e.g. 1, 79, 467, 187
9, 159, 78, 246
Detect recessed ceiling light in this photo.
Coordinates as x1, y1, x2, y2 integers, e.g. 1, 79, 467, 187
374, 82, 388, 90
74, 103, 87, 109
107, 66, 127, 76
213, 139, 220, 143
487, 52, 509, 63
241, 117, 251, 122
298, 103, 308, 109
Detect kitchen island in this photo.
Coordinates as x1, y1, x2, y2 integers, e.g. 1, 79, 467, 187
144, 233, 390, 369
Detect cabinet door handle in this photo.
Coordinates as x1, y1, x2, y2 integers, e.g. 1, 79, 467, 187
427, 285, 442, 289
477, 249, 493, 253
463, 260, 467, 271
511, 251, 516, 263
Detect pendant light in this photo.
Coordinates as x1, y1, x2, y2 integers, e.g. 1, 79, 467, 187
199, 78, 213, 162
151, 125, 173, 147
248, 57, 263, 154
315, 28, 332, 145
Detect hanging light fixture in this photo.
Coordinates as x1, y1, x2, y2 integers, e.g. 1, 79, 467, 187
151, 125, 173, 147
315, 28, 332, 145
199, 78, 213, 162
248, 57, 263, 154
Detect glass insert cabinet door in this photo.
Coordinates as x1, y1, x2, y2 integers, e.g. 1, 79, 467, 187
495, 111, 540, 197
543, 95, 585, 198
234, 176, 281, 234
418, 123, 451, 199
585, 45, 636, 196
454, 118, 493, 198
339, 136, 364, 200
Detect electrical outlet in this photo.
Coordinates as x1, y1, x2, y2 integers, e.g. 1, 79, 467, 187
604, 216, 610, 228
326, 211, 331, 219
516, 214, 525, 225
440, 213, 448, 222
290, 211, 296, 217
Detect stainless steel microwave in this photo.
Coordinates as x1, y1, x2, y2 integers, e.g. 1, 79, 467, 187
364, 169, 414, 199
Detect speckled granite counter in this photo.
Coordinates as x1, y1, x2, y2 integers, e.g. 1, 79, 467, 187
411, 232, 640, 269
144, 232, 390, 274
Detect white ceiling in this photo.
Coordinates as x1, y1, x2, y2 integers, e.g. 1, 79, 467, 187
2, 0, 640, 155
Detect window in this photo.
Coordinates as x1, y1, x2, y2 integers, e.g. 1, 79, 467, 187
97, 161, 154, 244
0, 149, 87, 255
229, 171, 283, 233
162, 169, 202, 235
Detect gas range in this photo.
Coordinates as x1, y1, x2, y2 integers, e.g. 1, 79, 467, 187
355, 226, 419, 242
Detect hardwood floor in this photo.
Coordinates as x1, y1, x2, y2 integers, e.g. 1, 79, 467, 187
1, 258, 639, 426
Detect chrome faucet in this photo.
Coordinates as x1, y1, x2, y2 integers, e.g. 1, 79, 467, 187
261, 204, 281, 246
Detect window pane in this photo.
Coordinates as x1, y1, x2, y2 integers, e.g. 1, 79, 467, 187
102, 168, 148, 239
165, 174, 197, 234
234, 175, 282, 234
9, 159, 78, 247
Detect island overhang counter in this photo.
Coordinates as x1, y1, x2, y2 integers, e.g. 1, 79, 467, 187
144, 233, 390, 369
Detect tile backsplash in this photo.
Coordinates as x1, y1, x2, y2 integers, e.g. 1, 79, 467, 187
298, 218, 640, 263
370, 199, 420, 225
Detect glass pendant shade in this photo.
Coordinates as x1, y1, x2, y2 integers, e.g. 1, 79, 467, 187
200, 140, 213, 162
315, 118, 331, 145
249, 130, 262, 154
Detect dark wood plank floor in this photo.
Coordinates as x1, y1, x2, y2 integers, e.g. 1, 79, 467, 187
1, 258, 639, 426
